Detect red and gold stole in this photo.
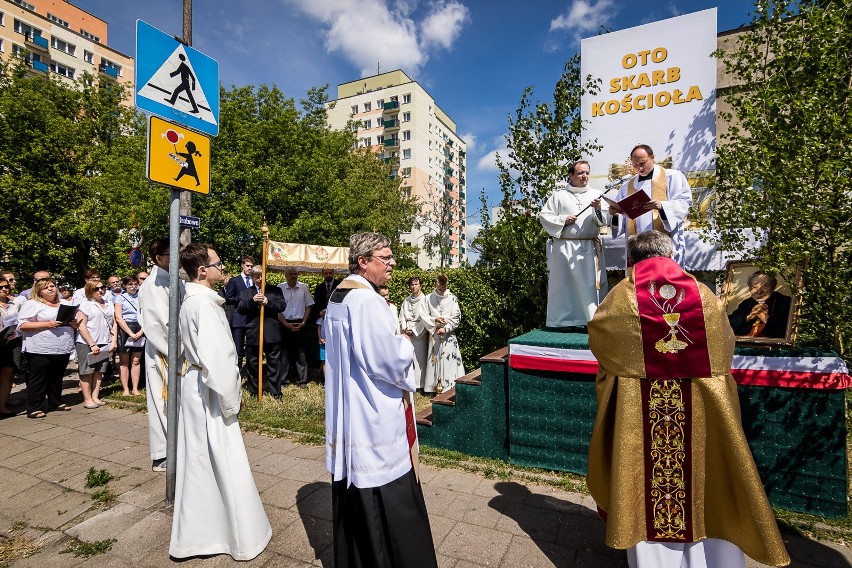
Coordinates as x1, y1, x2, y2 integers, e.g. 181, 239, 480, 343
633, 257, 711, 542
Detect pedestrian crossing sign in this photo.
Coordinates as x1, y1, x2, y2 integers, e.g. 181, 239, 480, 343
135, 20, 219, 136
147, 116, 211, 194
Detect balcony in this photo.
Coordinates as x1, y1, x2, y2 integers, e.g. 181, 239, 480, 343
384, 138, 399, 148
444, 167, 454, 176
383, 119, 399, 129
30, 58, 48, 73
384, 155, 400, 166
98, 63, 119, 78
383, 101, 399, 111
459, 150, 466, 158
460, 177, 466, 186
459, 190, 466, 199
26, 33, 49, 52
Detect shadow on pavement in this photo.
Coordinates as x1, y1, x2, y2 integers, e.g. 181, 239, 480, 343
296, 481, 333, 567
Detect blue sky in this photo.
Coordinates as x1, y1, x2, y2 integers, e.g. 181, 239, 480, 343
73, 0, 756, 257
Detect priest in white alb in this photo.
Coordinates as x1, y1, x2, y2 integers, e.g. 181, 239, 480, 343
137, 237, 183, 473
538, 160, 609, 329
398, 276, 431, 392
170, 243, 271, 561
422, 274, 465, 392
611, 144, 692, 266
324, 232, 437, 568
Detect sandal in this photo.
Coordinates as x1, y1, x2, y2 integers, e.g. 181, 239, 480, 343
83, 403, 100, 409
51, 404, 72, 412
27, 411, 47, 419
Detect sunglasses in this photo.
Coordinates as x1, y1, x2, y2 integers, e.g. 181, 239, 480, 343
93, 285, 105, 291
0, 285, 9, 290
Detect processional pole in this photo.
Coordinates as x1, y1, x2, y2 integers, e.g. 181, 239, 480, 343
257, 224, 269, 402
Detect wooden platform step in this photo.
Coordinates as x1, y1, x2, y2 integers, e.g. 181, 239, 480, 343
415, 367, 485, 426
456, 368, 482, 386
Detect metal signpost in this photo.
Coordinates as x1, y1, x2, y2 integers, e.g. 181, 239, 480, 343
136, 14, 218, 504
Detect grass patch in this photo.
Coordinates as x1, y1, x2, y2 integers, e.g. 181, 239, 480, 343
99, 381, 146, 406
84, 467, 114, 488
91, 487, 116, 507
61, 537, 116, 558
238, 384, 326, 437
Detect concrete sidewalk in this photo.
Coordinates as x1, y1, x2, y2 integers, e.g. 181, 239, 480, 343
1, 382, 850, 567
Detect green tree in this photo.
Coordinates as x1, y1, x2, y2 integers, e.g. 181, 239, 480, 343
714, 0, 852, 355
0, 59, 163, 283
197, 83, 418, 271
473, 56, 601, 336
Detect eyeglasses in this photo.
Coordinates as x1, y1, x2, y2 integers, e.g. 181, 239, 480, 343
372, 254, 395, 265
0, 285, 9, 290
93, 285, 105, 291
204, 261, 224, 270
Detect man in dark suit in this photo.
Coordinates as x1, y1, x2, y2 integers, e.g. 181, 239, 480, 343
224, 257, 255, 369
237, 266, 287, 399
313, 268, 340, 319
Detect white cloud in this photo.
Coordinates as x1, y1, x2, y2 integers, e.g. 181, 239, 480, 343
464, 222, 482, 264
550, 0, 617, 39
286, 0, 469, 76
476, 134, 509, 172
459, 132, 476, 151
421, 1, 470, 51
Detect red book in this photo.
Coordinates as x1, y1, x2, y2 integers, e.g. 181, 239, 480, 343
603, 191, 652, 220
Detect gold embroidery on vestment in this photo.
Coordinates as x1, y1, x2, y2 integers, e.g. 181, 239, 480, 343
648, 379, 688, 540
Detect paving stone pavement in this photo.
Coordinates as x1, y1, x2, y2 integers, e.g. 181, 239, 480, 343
1, 380, 851, 567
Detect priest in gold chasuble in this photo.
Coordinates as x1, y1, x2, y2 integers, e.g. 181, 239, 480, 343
587, 231, 789, 568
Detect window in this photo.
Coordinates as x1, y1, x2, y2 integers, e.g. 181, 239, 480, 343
402, 130, 411, 141
376, 135, 384, 144
84, 50, 93, 63
50, 61, 74, 78
403, 149, 411, 159
14, 19, 34, 36
0, 39, 3, 53
353, 141, 359, 149
362, 136, 371, 147
51, 37, 76, 56
364, 102, 371, 112
363, 119, 372, 129
403, 167, 412, 178
428, 122, 432, 132
351, 104, 358, 115
376, 99, 384, 108
100, 58, 121, 76
80, 29, 100, 42
0, 12, 4, 26
11, 0, 35, 10
403, 93, 411, 104
47, 13, 70, 27
402, 112, 411, 122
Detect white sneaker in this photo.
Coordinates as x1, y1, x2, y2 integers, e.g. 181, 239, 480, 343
152, 458, 166, 472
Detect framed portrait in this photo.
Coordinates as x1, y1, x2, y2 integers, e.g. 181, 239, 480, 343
721, 261, 803, 346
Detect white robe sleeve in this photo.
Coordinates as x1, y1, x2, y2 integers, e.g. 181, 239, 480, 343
349, 293, 416, 392
539, 191, 568, 238
660, 170, 692, 232
611, 183, 630, 238
193, 303, 241, 418
442, 295, 461, 334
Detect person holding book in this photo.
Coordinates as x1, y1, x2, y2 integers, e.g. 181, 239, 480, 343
610, 144, 692, 266
17, 278, 79, 418
539, 160, 609, 330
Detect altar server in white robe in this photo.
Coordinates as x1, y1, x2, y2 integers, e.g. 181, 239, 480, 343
171, 243, 271, 561
422, 274, 465, 392
398, 276, 431, 391
539, 160, 609, 329
611, 144, 692, 266
325, 232, 437, 568
137, 237, 183, 472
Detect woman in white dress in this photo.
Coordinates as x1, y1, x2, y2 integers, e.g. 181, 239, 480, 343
75, 280, 117, 409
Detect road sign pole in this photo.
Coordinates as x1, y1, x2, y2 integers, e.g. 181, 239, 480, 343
165, 189, 181, 503
178, 0, 192, 248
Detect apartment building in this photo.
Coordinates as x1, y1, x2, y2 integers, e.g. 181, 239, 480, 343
0, 0, 133, 90
327, 70, 467, 269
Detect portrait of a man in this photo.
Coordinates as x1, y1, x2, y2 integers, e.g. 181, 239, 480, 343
722, 262, 801, 345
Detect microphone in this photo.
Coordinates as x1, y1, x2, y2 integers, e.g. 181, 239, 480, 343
604, 174, 633, 190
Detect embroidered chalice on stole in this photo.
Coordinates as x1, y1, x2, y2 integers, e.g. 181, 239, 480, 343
648, 282, 690, 353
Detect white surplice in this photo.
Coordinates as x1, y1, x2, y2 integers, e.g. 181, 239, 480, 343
170, 283, 271, 561
324, 274, 417, 488
613, 165, 692, 266
398, 293, 431, 391
137, 265, 184, 461
422, 290, 465, 392
538, 185, 609, 328
628, 538, 746, 568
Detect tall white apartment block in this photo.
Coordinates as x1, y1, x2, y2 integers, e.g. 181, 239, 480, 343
327, 70, 467, 269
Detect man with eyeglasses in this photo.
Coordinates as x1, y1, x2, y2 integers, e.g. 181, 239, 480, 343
324, 232, 437, 568
105, 275, 123, 304
611, 144, 692, 267
171, 242, 271, 561
138, 237, 184, 472
277, 267, 314, 388
539, 160, 610, 331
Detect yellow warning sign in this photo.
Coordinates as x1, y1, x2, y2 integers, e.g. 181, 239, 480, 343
147, 116, 211, 194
